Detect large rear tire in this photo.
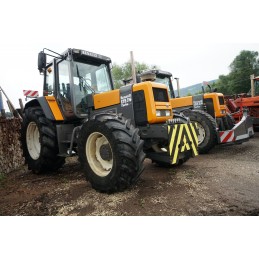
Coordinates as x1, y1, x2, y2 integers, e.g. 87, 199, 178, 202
21, 107, 65, 173
78, 114, 145, 193
183, 110, 217, 154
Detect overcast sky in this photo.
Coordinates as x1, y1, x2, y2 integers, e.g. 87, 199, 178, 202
0, 0, 258, 108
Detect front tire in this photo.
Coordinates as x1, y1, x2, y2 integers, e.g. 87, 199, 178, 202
183, 110, 217, 154
21, 107, 65, 173
78, 114, 145, 193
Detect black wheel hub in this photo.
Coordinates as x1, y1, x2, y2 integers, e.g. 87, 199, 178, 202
100, 144, 112, 161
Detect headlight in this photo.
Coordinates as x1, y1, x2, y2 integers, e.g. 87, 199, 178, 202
221, 110, 226, 114
156, 109, 171, 117
165, 110, 171, 117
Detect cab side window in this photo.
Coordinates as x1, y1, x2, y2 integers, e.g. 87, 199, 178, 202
95, 65, 112, 92
58, 60, 72, 112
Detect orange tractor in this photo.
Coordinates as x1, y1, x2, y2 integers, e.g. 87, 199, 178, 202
136, 70, 254, 154
225, 75, 259, 127
20, 48, 199, 193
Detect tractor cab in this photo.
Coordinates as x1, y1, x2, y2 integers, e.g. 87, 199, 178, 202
139, 69, 175, 98
38, 48, 113, 119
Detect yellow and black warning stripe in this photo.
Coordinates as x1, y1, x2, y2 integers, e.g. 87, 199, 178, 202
168, 123, 198, 164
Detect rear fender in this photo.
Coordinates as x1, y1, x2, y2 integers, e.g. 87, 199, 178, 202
24, 97, 64, 121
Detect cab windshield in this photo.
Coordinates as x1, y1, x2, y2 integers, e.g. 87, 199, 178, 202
72, 61, 112, 114
155, 76, 172, 97
73, 61, 112, 93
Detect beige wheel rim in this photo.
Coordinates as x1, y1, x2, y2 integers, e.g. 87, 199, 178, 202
196, 122, 206, 145
86, 132, 113, 177
26, 122, 41, 160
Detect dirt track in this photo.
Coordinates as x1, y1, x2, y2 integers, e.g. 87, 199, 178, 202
1, 131, 259, 216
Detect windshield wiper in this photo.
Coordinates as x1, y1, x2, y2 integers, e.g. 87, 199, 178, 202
76, 64, 96, 94
76, 64, 83, 92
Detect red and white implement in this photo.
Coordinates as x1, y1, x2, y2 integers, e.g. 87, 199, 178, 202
219, 130, 235, 143
218, 110, 254, 144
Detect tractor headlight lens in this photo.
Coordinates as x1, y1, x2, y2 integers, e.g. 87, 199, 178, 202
156, 110, 171, 117
156, 110, 162, 117
165, 110, 171, 117
221, 110, 226, 114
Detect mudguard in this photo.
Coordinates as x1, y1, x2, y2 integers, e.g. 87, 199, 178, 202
218, 110, 254, 144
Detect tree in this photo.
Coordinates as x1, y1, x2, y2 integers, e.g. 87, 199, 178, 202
215, 50, 259, 94
112, 61, 158, 89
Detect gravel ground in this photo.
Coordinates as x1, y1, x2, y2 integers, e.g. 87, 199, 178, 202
0, 131, 259, 216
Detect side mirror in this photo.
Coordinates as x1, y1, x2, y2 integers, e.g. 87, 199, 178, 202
38, 51, 46, 73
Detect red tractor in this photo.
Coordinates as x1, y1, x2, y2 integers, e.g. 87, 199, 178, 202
225, 75, 259, 127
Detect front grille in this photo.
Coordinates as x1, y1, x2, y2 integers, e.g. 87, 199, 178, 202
153, 88, 169, 102
132, 90, 148, 126
219, 96, 225, 105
